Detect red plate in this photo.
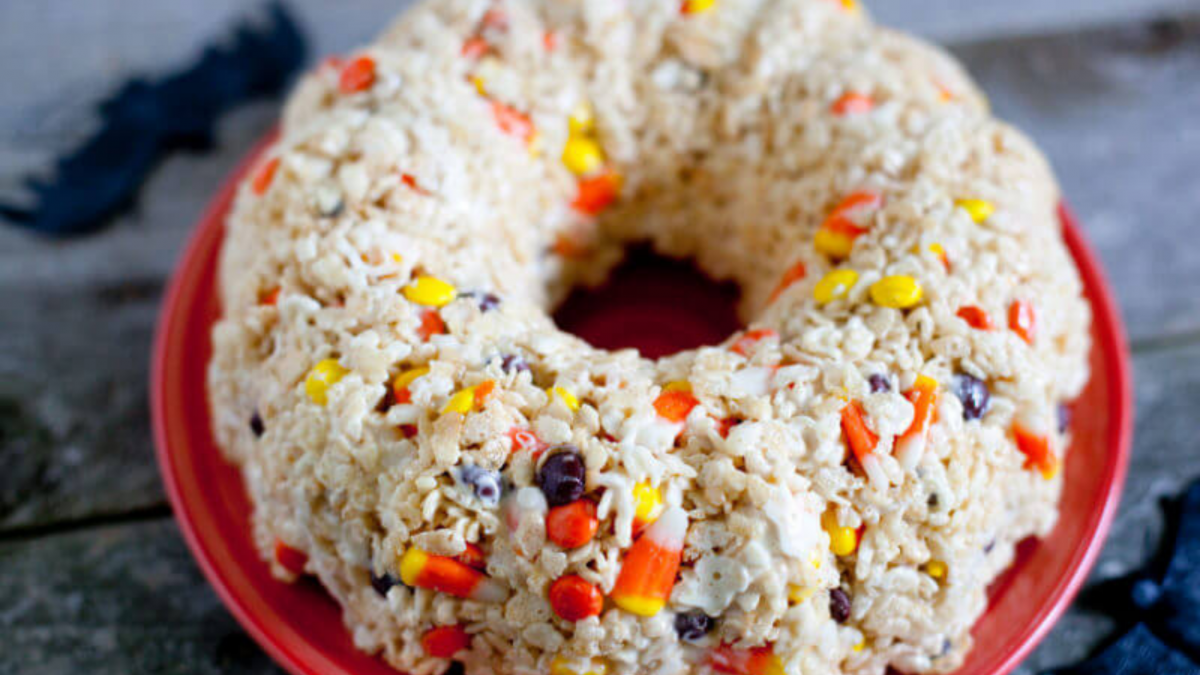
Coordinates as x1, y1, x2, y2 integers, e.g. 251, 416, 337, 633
152, 136, 1132, 675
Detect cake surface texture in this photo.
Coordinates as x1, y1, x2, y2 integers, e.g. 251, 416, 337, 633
207, 1, 1092, 674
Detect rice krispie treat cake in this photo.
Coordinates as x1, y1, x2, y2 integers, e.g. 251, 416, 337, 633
207, 1, 1091, 674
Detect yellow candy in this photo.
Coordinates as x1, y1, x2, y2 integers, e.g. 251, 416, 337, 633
398, 548, 429, 587
1041, 455, 1061, 481
404, 276, 457, 307
568, 102, 595, 135
632, 482, 664, 525
662, 380, 692, 393
956, 198, 995, 224
788, 584, 816, 604
470, 75, 488, 96
443, 387, 477, 415
393, 366, 430, 393
852, 639, 867, 653
549, 386, 580, 412
551, 656, 608, 675
562, 134, 605, 176
870, 275, 923, 309
305, 358, 348, 405
681, 0, 717, 13
822, 510, 859, 557
813, 269, 859, 305
814, 227, 855, 259
926, 560, 948, 580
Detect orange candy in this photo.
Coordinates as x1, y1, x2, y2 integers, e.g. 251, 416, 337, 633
571, 169, 621, 215
456, 542, 487, 571
1009, 300, 1036, 345
401, 173, 430, 195
490, 101, 536, 144
546, 500, 599, 549
708, 644, 785, 675
339, 56, 377, 94
400, 548, 506, 602
1013, 422, 1059, 479
421, 625, 471, 658
832, 92, 874, 116
957, 305, 994, 330
274, 539, 308, 576
895, 376, 938, 466
548, 574, 604, 621
251, 157, 280, 196
611, 506, 687, 617
769, 261, 808, 303
418, 309, 445, 341
259, 287, 281, 306
509, 427, 548, 456
654, 390, 699, 423
840, 399, 878, 465
730, 328, 777, 357
461, 36, 489, 59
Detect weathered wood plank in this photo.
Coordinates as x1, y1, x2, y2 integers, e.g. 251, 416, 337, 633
0, 518, 285, 675
874, 0, 1199, 42
0, 278, 166, 530
3, 341, 1199, 674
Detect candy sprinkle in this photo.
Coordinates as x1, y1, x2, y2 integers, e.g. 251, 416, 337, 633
681, 0, 717, 14
813, 269, 859, 305
870, 275, 923, 309
305, 359, 348, 406
404, 276, 457, 307
956, 198, 995, 224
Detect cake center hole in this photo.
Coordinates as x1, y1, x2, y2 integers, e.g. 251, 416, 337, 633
553, 247, 743, 359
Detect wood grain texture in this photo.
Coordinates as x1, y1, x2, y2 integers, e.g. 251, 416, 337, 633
0, 519, 286, 675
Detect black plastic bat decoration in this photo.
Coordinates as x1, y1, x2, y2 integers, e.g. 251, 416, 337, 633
0, 2, 307, 237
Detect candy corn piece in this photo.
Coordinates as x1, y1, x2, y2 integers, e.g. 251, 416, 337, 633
1013, 421, 1059, 480
840, 400, 878, 464
399, 548, 506, 602
611, 505, 687, 617
707, 644, 785, 675
895, 375, 938, 470
631, 482, 665, 534
274, 539, 308, 577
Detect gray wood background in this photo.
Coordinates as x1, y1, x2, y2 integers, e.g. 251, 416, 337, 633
2, 1, 1200, 673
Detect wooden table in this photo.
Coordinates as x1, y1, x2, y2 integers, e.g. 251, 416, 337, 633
2, 1, 1199, 673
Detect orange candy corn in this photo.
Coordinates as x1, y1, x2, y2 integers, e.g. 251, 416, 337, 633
708, 644, 785, 675
1013, 422, 1059, 479
1009, 300, 1036, 345
730, 328, 777, 357
840, 399, 878, 465
895, 375, 939, 468
399, 548, 506, 602
611, 506, 687, 617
